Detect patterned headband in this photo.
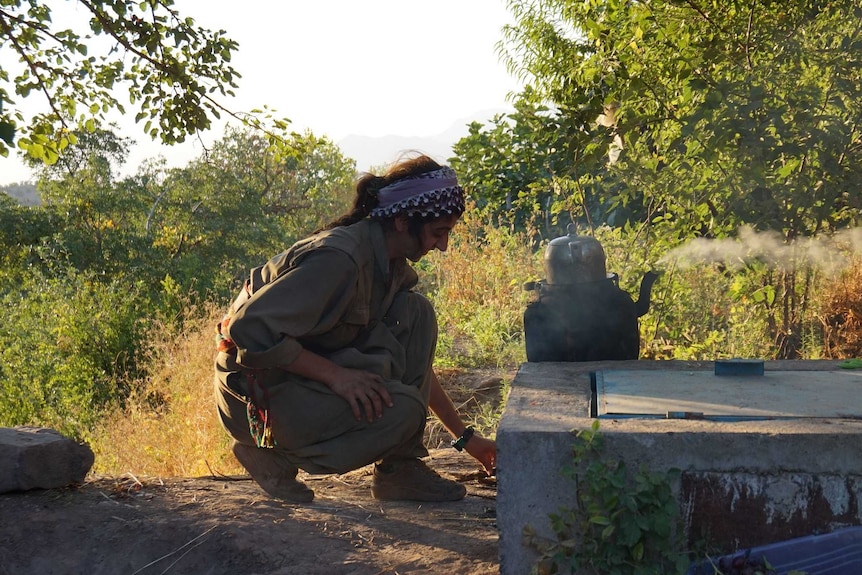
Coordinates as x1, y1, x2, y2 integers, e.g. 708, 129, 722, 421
370, 167, 465, 219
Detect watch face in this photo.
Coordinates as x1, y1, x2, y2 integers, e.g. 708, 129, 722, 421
452, 427, 474, 451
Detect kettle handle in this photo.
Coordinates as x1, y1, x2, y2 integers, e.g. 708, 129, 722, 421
567, 241, 579, 267
566, 224, 579, 267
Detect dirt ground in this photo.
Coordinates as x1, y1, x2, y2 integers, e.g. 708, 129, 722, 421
0, 451, 498, 575
0, 369, 509, 575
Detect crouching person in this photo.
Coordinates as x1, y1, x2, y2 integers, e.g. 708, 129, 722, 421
213, 155, 497, 503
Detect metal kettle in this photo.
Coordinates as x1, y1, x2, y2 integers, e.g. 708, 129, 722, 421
543, 224, 608, 284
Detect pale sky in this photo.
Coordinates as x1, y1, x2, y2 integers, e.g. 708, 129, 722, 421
1, 0, 523, 184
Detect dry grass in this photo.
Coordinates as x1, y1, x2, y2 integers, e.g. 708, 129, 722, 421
422, 205, 543, 368
90, 301, 244, 478
87, 225, 862, 478
426, 366, 514, 447
819, 256, 862, 359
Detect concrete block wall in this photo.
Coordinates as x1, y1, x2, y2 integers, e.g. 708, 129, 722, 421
496, 360, 862, 575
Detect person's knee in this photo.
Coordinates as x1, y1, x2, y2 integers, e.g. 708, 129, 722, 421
390, 292, 437, 331
382, 385, 427, 436
408, 292, 437, 330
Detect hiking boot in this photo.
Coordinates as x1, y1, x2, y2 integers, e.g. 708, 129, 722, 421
232, 442, 314, 503
371, 458, 467, 502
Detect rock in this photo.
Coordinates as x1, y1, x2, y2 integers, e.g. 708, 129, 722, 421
0, 426, 94, 493
470, 377, 504, 407
475, 376, 503, 392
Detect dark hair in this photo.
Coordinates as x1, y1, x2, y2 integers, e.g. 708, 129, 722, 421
321, 153, 444, 231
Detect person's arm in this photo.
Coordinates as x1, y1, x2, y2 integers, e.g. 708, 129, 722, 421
428, 371, 497, 475
227, 249, 356, 369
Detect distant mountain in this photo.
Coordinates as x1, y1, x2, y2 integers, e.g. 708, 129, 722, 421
339, 134, 454, 173
338, 108, 511, 172
1, 181, 40, 206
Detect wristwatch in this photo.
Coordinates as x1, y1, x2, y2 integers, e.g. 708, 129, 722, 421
451, 426, 475, 451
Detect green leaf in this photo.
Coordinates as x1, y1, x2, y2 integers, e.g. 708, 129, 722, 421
0, 121, 15, 145
25, 140, 43, 157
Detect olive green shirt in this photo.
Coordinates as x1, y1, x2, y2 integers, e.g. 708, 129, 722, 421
225, 219, 418, 373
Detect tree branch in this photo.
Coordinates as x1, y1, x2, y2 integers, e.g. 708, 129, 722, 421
0, 8, 70, 129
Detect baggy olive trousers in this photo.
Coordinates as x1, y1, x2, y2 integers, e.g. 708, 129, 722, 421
214, 291, 436, 474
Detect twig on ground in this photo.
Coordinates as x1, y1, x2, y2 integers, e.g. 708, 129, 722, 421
124, 472, 144, 489
203, 458, 236, 481
129, 524, 218, 575
97, 491, 120, 504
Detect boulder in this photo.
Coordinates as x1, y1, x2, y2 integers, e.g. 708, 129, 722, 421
0, 426, 94, 493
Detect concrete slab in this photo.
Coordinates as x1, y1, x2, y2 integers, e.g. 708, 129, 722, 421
496, 360, 862, 575
597, 368, 862, 419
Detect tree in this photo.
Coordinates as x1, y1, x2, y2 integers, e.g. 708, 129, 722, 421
0, 191, 56, 272
452, 94, 564, 236
501, 0, 862, 241
0, 0, 240, 164
0, 123, 358, 439
127, 125, 357, 295
0, 180, 39, 205
494, 0, 862, 358
15, 121, 356, 296
27, 125, 133, 180
32, 128, 154, 279
452, 89, 645, 239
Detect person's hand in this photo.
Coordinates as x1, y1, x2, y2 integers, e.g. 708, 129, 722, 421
465, 434, 497, 476
326, 367, 392, 422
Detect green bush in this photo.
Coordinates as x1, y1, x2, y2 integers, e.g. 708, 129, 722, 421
0, 268, 148, 439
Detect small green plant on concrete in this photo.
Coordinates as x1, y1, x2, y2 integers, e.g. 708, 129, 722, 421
525, 420, 691, 575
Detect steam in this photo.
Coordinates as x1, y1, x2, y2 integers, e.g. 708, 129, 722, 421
658, 226, 862, 276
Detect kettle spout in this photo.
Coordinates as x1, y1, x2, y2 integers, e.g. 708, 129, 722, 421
634, 270, 661, 317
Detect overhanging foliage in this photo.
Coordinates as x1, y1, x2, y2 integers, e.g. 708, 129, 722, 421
0, 0, 240, 163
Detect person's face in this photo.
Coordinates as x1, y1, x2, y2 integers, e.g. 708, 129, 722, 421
397, 213, 461, 262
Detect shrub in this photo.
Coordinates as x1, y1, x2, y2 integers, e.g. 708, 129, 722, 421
0, 268, 148, 439
90, 300, 242, 477
525, 421, 691, 575
421, 204, 543, 369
